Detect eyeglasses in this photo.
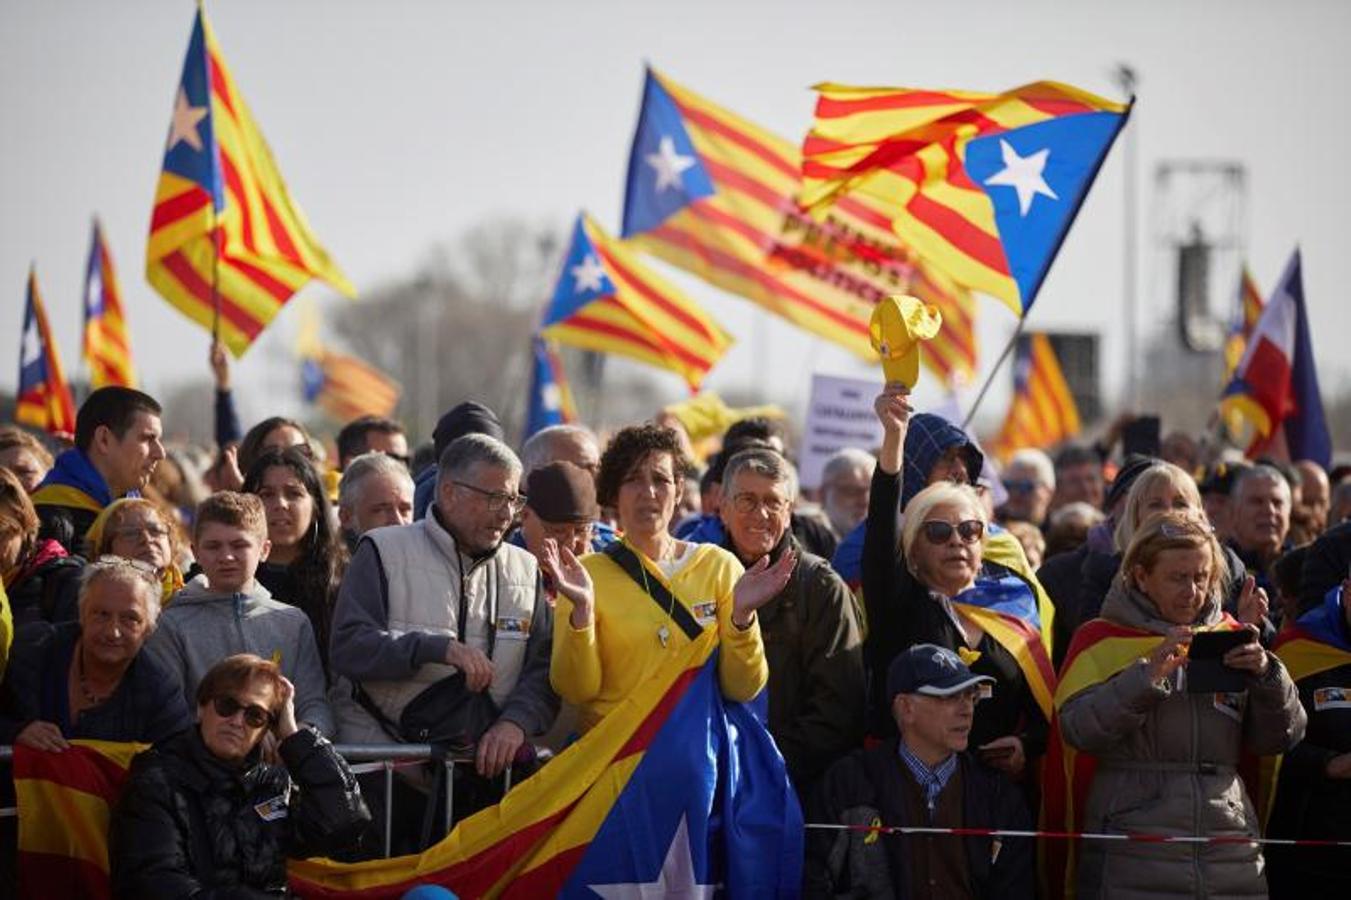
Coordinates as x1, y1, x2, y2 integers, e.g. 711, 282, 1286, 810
211, 695, 275, 729
112, 524, 171, 541
921, 519, 985, 545
453, 481, 527, 514
732, 494, 790, 516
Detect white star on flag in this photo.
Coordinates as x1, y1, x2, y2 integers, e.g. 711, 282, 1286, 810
589, 815, 716, 899
166, 87, 209, 152
645, 135, 697, 193
983, 139, 1058, 216
571, 255, 607, 294
21, 321, 41, 369
540, 383, 562, 412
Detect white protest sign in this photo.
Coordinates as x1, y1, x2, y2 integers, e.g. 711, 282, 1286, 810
800, 374, 884, 490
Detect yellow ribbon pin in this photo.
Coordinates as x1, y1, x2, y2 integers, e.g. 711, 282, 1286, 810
869, 294, 942, 389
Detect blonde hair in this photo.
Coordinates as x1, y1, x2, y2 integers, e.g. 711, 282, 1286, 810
1121, 509, 1227, 597
900, 481, 988, 560
1114, 462, 1202, 552
85, 497, 185, 565
0, 468, 39, 564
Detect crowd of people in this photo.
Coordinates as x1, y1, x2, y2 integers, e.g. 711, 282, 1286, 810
0, 348, 1348, 898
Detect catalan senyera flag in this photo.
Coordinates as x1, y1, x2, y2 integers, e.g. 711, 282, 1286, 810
83, 219, 137, 388
1219, 249, 1331, 467
289, 631, 803, 898
16, 267, 77, 437
524, 336, 578, 439
801, 82, 1130, 317
146, 5, 355, 358
622, 68, 978, 383
993, 332, 1081, 459
541, 213, 731, 391
15, 739, 146, 900
301, 350, 401, 422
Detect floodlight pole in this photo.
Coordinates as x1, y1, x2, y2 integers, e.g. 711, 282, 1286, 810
1116, 63, 1139, 409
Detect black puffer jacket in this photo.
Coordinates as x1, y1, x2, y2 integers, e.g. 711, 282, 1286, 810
110, 726, 369, 898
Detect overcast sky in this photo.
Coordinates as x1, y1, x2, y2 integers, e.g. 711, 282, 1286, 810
4, 0, 1349, 437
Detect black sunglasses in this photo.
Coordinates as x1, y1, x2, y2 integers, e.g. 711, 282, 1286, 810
921, 519, 985, 545
212, 696, 275, 729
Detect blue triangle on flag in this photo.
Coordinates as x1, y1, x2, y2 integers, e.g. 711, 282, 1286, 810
543, 216, 615, 327
162, 11, 223, 209
965, 110, 1127, 314
300, 358, 325, 403
18, 290, 48, 396
620, 68, 717, 238
525, 336, 566, 438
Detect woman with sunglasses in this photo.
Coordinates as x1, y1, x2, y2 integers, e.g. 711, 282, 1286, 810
111, 653, 369, 897
862, 384, 1049, 779
84, 497, 187, 605
0, 556, 190, 751
243, 447, 346, 676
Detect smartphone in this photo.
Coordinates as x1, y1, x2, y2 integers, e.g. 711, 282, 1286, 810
1185, 629, 1252, 693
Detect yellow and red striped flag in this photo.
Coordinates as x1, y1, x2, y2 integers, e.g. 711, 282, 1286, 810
301, 349, 401, 422
83, 219, 137, 388
993, 332, 1080, 459
146, 5, 355, 357
621, 68, 978, 383
16, 267, 77, 437
15, 740, 146, 899
1223, 265, 1264, 382
541, 213, 731, 391
801, 82, 1129, 317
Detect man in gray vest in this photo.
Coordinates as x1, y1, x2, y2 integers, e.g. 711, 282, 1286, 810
330, 434, 558, 780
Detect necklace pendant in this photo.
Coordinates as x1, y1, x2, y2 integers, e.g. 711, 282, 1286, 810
657, 625, 670, 647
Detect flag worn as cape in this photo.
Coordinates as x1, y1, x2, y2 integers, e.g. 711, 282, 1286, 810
288, 630, 802, 898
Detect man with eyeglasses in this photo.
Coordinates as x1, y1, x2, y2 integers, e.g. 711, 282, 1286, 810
996, 449, 1055, 529
717, 447, 865, 796
510, 461, 607, 561
111, 653, 369, 896
330, 433, 558, 846
805, 644, 1034, 899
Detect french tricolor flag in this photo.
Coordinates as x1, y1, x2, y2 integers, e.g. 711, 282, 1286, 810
1220, 249, 1331, 466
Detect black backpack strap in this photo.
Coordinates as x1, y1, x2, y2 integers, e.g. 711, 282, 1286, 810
602, 542, 703, 641
350, 681, 404, 743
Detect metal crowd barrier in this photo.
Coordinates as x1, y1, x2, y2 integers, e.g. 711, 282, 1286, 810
0, 743, 512, 860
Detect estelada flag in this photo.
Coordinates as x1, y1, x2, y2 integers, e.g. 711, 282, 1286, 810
301, 349, 401, 422
1219, 249, 1331, 467
288, 630, 803, 898
82, 220, 137, 389
951, 573, 1057, 718
15, 267, 77, 437
622, 67, 979, 384
540, 213, 731, 392
993, 332, 1082, 460
524, 336, 577, 439
146, 4, 355, 357
802, 82, 1129, 318
15, 739, 147, 900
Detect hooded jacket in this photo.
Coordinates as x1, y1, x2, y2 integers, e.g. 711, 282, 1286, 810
146, 579, 334, 736
110, 725, 368, 898
1059, 578, 1306, 899
31, 449, 117, 554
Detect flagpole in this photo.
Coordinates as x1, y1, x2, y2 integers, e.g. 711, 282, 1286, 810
210, 203, 221, 342
962, 319, 1025, 430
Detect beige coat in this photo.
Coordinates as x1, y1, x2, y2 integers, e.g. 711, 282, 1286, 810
1059, 580, 1306, 900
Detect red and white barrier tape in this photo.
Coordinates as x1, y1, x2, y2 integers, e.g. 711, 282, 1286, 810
803, 823, 1351, 848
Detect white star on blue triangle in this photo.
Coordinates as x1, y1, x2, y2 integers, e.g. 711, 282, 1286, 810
964, 109, 1128, 313
542, 215, 615, 327
621, 68, 716, 237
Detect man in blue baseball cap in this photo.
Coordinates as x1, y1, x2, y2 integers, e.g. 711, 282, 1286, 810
804, 644, 1034, 899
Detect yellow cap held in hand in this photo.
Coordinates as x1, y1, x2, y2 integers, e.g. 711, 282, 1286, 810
869, 294, 943, 388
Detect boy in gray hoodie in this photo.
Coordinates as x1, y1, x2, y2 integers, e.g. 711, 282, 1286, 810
146, 492, 334, 736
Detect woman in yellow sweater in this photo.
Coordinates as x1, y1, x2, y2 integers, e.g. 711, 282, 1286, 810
545, 424, 795, 732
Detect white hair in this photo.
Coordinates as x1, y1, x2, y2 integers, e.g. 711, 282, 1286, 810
520, 425, 599, 475
900, 482, 987, 560
822, 447, 876, 486
437, 433, 522, 489
78, 556, 162, 626
339, 452, 415, 512
1007, 448, 1056, 490
723, 447, 799, 500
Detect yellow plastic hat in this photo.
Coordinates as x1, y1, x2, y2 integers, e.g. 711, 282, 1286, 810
869, 294, 943, 388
